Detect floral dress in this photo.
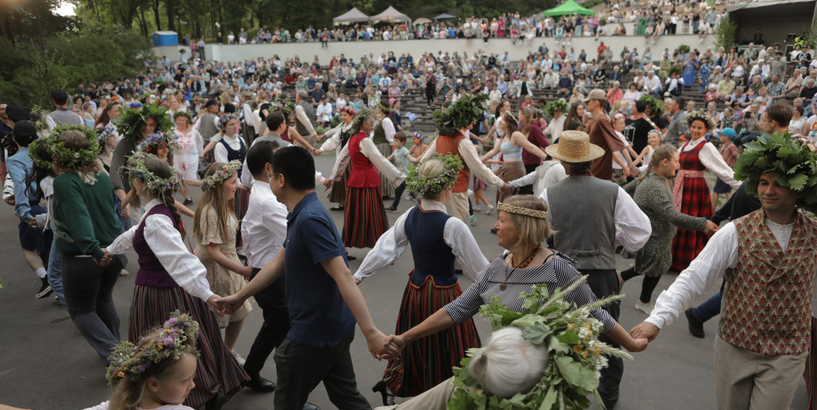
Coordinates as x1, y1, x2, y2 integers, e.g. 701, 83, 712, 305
194, 206, 252, 327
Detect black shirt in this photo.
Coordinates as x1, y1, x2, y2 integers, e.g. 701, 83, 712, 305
624, 117, 656, 153
711, 181, 761, 224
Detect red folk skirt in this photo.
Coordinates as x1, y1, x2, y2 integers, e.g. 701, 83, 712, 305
342, 185, 389, 248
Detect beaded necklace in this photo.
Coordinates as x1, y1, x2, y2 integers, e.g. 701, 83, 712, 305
500, 245, 541, 291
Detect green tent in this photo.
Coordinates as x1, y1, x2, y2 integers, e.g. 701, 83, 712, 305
542, 0, 596, 16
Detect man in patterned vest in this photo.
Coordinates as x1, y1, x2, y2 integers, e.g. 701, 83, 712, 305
632, 131, 817, 409
420, 95, 508, 226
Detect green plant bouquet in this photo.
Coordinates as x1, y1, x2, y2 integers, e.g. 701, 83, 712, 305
639, 95, 665, 117
448, 276, 631, 410
114, 102, 174, 144
544, 100, 570, 118
734, 131, 817, 214
433, 94, 489, 136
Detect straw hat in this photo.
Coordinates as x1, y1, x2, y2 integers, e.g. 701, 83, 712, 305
545, 131, 605, 163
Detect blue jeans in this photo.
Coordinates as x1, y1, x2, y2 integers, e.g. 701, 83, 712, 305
47, 220, 66, 308
737, 133, 759, 145
692, 278, 725, 323
652, 87, 663, 98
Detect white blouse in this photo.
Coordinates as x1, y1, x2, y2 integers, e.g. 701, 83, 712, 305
329, 134, 406, 187
107, 199, 214, 302
355, 200, 489, 282
678, 137, 741, 189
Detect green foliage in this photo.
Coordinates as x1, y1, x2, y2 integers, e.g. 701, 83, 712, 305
639, 95, 665, 117
433, 94, 489, 136
676, 44, 690, 54
714, 18, 736, 51
734, 132, 817, 214
448, 277, 631, 410
794, 26, 817, 49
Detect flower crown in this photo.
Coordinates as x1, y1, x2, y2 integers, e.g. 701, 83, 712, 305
40, 125, 102, 169
201, 160, 242, 191
504, 111, 520, 126
432, 94, 489, 136
28, 134, 56, 170
175, 110, 194, 125
376, 101, 392, 114
113, 102, 173, 144
139, 132, 180, 155
684, 109, 717, 131
405, 154, 464, 199
126, 151, 182, 201
497, 202, 548, 219
544, 99, 569, 117
106, 311, 199, 385
97, 124, 116, 144
218, 114, 239, 130
349, 107, 374, 135
339, 106, 357, 117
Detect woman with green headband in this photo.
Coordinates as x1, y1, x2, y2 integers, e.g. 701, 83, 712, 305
355, 155, 486, 405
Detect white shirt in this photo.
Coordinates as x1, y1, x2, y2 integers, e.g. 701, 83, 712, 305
214, 135, 245, 164
320, 122, 352, 155
242, 103, 254, 126
644, 75, 661, 91
679, 138, 741, 189
544, 115, 566, 142
355, 200, 488, 282
377, 117, 396, 144
329, 134, 406, 187
509, 160, 566, 197
240, 182, 288, 268
645, 218, 797, 330
420, 134, 506, 188
316, 102, 333, 121
106, 199, 214, 302
173, 128, 204, 158
540, 182, 652, 252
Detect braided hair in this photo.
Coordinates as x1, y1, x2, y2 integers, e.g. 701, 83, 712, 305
143, 157, 186, 238
640, 144, 677, 183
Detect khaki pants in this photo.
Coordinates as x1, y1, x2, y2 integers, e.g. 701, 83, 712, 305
374, 377, 456, 410
293, 134, 316, 150
714, 334, 807, 410
445, 192, 470, 227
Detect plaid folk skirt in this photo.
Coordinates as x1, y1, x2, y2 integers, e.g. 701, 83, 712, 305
670, 175, 712, 271
343, 185, 389, 249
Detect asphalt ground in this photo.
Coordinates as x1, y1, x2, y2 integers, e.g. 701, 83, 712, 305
0, 155, 809, 409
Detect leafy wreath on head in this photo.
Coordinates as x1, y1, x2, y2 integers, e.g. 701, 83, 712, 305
376, 100, 392, 115
125, 151, 182, 202
175, 110, 194, 125
113, 102, 174, 144
273, 93, 295, 118
34, 124, 102, 169
668, 65, 684, 77
683, 109, 716, 131
405, 154, 464, 199
544, 100, 569, 118
138, 132, 180, 155
432, 94, 489, 136
639, 95, 665, 117
201, 160, 243, 191
734, 131, 817, 214
341, 107, 374, 148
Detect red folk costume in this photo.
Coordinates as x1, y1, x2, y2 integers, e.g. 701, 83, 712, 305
670, 139, 711, 271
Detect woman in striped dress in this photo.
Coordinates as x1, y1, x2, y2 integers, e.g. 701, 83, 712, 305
106, 155, 250, 409
669, 110, 741, 271
327, 108, 405, 250
316, 106, 356, 211
355, 156, 487, 405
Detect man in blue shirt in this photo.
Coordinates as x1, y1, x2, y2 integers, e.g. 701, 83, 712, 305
223, 146, 398, 410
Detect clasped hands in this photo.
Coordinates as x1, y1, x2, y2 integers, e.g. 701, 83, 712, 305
95, 248, 112, 266
703, 220, 719, 235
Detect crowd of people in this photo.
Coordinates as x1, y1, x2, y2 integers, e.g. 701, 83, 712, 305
3, 2, 817, 408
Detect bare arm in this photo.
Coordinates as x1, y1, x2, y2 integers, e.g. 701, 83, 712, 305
511, 131, 548, 160
480, 138, 503, 162
287, 126, 316, 152
206, 243, 252, 277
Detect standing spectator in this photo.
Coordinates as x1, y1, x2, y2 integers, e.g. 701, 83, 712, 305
584, 89, 634, 180
664, 97, 688, 147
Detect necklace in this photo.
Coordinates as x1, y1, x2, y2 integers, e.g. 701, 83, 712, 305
500, 246, 540, 291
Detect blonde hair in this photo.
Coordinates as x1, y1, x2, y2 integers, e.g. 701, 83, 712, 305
468, 327, 548, 398
192, 162, 236, 242
108, 328, 197, 410
53, 130, 101, 185
501, 195, 552, 247
417, 158, 448, 200
640, 144, 677, 182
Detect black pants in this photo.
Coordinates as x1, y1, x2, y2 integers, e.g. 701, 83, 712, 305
274, 330, 370, 410
582, 269, 623, 409
518, 163, 538, 195
390, 181, 407, 209
620, 267, 662, 304
243, 268, 291, 380
426, 88, 435, 105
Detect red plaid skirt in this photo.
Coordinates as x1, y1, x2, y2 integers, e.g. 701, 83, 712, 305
670, 175, 712, 271
343, 185, 389, 248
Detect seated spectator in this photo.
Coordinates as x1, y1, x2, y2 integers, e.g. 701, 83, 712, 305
558, 73, 573, 96
786, 68, 804, 99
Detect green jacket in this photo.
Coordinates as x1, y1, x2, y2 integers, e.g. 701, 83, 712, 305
53, 172, 121, 260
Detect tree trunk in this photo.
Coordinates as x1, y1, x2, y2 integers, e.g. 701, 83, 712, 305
139, 6, 149, 36
165, 0, 176, 31
152, 0, 162, 31
33, 0, 46, 62
257, 10, 263, 29
332, 0, 338, 20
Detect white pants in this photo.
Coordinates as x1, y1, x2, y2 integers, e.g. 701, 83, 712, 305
374, 377, 456, 410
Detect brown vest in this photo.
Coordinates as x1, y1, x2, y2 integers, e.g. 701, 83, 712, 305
720, 209, 817, 356
434, 132, 470, 193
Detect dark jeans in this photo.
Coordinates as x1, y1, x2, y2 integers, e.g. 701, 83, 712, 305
390, 181, 407, 209
519, 163, 538, 195
426, 88, 435, 105
583, 269, 623, 409
274, 330, 370, 410
692, 278, 725, 323
62, 254, 124, 358
737, 133, 759, 145
244, 268, 291, 380
620, 267, 662, 304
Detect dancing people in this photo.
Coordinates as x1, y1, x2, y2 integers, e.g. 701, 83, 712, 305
171, 111, 203, 205
106, 154, 249, 409
355, 155, 487, 405
372, 102, 398, 199
315, 106, 356, 211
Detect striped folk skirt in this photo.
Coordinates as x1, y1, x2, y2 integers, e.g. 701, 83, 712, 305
129, 285, 249, 408
377, 142, 396, 198
670, 175, 712, 271
234, 186, 251, 248
329, 163, 350, 205
343, 185, 389, 249
382, 272, 481, 397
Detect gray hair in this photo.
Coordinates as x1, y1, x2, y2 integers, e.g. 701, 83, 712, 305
297, 90, 308, 100
468, 327, 548, 398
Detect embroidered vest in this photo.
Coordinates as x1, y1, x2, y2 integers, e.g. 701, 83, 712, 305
434, 132, 470, 193
720, 209, 817, 355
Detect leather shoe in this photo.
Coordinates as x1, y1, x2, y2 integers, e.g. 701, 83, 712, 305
303, 403, 320, 410
204, 393, 228, 410
330, 205, 344, 211
346, 253, 357, 261
685, 308, 705, 338
246, 376, 276, 393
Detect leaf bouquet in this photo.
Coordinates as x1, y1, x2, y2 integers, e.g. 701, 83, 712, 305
448, 276, 630, 410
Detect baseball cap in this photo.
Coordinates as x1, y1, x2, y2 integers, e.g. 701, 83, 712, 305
582, 89, 606, 103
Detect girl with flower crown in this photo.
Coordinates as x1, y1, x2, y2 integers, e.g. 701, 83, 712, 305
327, 109, 405, 252
84, 312, 201, 410
193, 161, 253, 353
373, 102, 398, 198
172, 111, 202, 205
355, 155, 487, 405
315, 106, 356, 211
106, 156, 248, 409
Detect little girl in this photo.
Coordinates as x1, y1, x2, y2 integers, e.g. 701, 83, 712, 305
85, 312, 200, 410
611, 114, 638, 186
193, 161, 253, 353
127, 133, 194, 217
634, 129, 662, 174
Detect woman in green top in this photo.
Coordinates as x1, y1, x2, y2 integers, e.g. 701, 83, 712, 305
51, 128, 125, 358
563, 102, 586, 138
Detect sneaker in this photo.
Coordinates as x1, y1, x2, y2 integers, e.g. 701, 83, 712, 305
36, 278, 52, 299
634, 300, 654, 315
183, 198, 194, 206
470, 215, 478, 224
54, 295, 61, 305
120, 269, 130, 276
385, 207, 398, 213
485, 205, 495, 215
474, 206, 481, 213
232, 350, 246, 366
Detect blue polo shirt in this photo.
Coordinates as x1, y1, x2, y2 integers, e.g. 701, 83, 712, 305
283, 192, 355, 347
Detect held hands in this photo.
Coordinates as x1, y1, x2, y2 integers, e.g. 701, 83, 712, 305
379, 334, 407, 361
215, 294, 245, 314
121, 204, 131, 218
365, 329, 402, 361
630, 322, 661, 343
703, 220, 719, 235
95, 249, 112, 266
323, 179, 334, 191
